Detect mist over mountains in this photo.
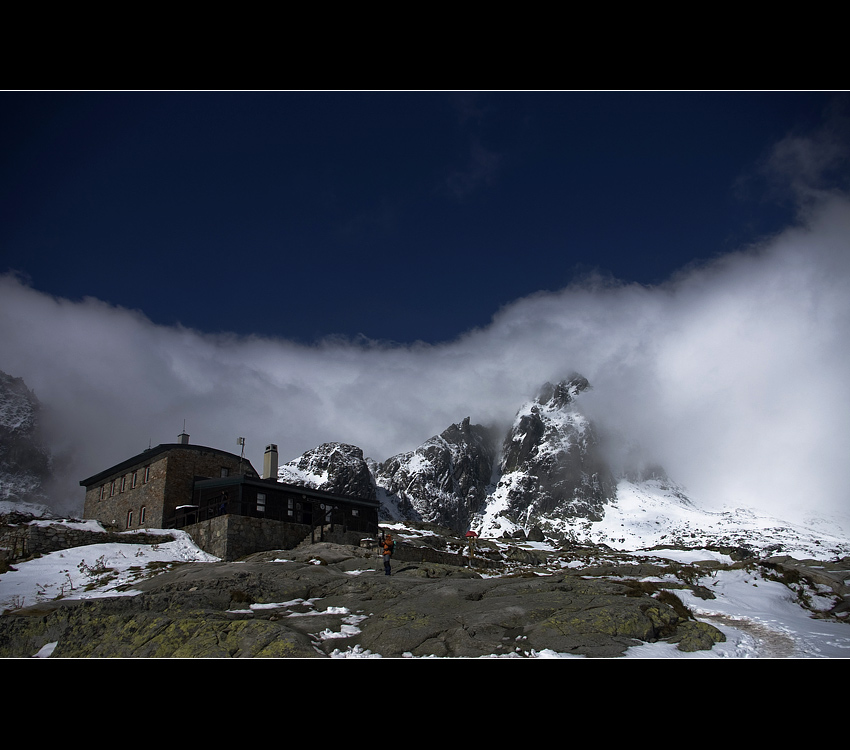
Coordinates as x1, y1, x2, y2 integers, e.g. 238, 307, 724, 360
266, 372, 850, 558
2, 168, 850, 525
8, 361, 847, 563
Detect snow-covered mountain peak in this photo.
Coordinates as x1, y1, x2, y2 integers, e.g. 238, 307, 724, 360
278, 442, 376, 502
534, 375, 590, 411
372, 418, 497, 534
483, 375, 614, 536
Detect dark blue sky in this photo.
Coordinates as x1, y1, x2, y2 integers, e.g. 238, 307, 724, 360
1, 91, 838, 344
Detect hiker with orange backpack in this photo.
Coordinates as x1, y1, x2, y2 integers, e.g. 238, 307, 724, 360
381, 532, 395, 575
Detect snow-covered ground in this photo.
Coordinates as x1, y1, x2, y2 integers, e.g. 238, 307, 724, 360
620, 547, 850, 658
479, 478, 850, 561
591, 480, 850, 560
0, 522, 216, 613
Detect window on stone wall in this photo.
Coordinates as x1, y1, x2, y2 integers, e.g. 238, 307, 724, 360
144, 465, 150, 483
120, 475, 126, 493
220, 467, 230, 477
100, 485, 106, 500
132, 471, 138, 488
140, 506, 146, 524
127, 510, 133, 527
110, 480, 116, 496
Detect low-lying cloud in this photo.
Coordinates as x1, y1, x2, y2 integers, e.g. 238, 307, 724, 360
3, 142, 850, 524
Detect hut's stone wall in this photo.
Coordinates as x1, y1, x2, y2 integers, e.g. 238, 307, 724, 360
0, 515, 172, 564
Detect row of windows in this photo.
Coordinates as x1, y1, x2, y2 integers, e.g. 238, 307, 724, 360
254, 494, 359, 519
100, 465, 152, 499
208, 491, 362, 519
101, 465, 236, 500
127, 506, 147, 528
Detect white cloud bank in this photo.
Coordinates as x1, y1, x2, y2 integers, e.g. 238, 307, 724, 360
3, 136, 850, 524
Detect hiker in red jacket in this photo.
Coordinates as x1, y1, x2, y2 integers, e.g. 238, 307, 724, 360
382, 533, 395, 576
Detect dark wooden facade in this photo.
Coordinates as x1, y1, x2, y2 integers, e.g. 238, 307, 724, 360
170, 474, 379, 539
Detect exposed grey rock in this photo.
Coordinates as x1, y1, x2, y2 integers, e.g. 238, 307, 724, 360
278, 442, 377, 503
667, 620, 728, 652
275, 377, 618, 543
488, 375, 616, 538
373, 417, 498, 534
0, 542, 723, 658
0, 371, 52, 506
761, 555, 850, 619
527, 526, 545, 542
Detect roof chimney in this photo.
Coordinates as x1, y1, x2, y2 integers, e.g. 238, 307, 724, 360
263, 443, 278, 480
178, 430, 190, 445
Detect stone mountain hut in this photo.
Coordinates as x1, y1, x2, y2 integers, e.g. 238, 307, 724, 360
80, 432, 380, 560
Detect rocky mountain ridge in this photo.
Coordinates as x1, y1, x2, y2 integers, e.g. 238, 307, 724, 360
278, 442, 377, 503
0, 371, 51, 508
278, 375, 616, 538
474, 375, 615, 539
276, 374, 850, 560
371, 416, 498, 533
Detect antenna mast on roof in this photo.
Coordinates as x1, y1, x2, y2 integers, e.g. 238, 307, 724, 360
237, 437, 245, 474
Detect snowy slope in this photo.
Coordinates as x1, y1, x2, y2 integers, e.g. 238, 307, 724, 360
0, 508, 216, 616
477, 476, 850, 560
463, 376, 850, 561
620, 557, 850, 658
573, 478, 850, 560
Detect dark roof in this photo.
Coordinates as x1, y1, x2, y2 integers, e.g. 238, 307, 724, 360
194, 474, 379, 508
79, 443, 258, 487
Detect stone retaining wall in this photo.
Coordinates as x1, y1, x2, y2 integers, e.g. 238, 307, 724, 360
0, 518, 172, 564
0, 512, 376, 566
183, 515, 313, 561
0, 513, 503, 571
390, 542, 503, 570
184, 516, 375, 561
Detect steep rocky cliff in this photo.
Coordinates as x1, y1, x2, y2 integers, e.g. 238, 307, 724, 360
0, 371, 52, 507
278, 375, 619, 541
372, 417, 498, 534
475, 375, 616, 540
278, 442, 377, 503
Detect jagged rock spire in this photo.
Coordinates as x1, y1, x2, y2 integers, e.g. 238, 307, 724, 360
275, 375, 617, 543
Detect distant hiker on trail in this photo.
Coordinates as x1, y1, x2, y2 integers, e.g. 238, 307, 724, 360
382, 532, 395, 576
